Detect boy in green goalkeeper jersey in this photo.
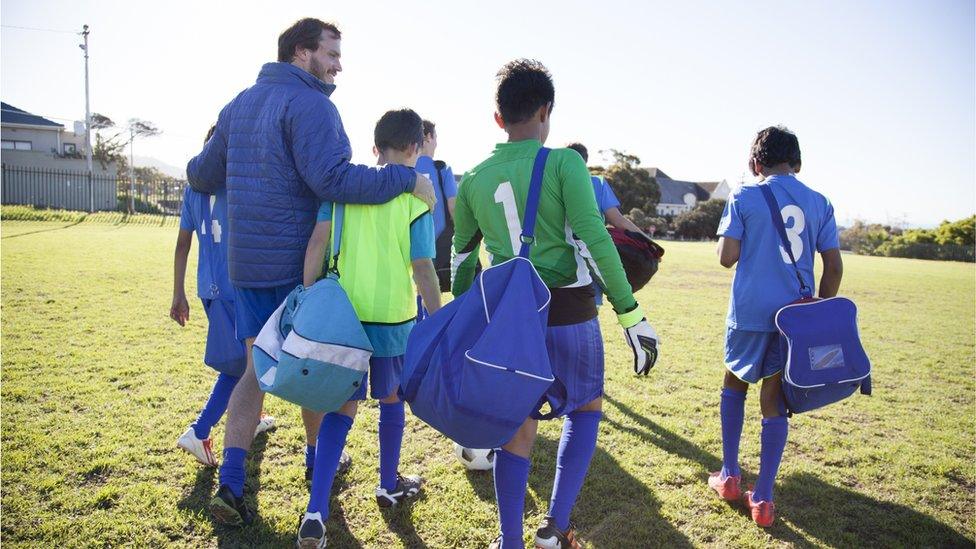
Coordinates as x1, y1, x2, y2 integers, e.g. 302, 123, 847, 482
452, 59, 660, 549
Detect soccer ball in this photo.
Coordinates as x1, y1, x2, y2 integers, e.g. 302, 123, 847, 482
453, 443, 495, 471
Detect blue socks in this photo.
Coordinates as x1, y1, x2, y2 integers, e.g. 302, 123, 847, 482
219, 447, 248, 498
379, 401, 405, 491
719, 387, 747, 478
305, 444, 315, 470
307, 412, 354, 517
192, 373, 239, 440
753, 416, 788, 502
494, 448, 531, 549
548, 410, 601, 531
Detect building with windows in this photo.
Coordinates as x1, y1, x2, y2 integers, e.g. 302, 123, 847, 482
649, 167, 730, 216
1, 102, 94, 171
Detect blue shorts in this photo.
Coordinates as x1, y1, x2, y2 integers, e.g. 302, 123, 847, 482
349, 355, 403, 401
233, 284, 294, 340
202, 298, 246, 376
536, 317, 604, 418
724, 328, 785, 384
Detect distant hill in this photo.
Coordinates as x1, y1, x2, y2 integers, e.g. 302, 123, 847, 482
134, 156, 185, 179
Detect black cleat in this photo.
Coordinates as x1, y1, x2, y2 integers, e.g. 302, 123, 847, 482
209, 484, 255, 526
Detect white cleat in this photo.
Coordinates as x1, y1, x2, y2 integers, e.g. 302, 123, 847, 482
176, 426, 217, 467
255, 413, 276, 435
296, 511, 327, 548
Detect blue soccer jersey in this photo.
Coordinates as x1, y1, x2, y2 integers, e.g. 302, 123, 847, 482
179, 186, 234, 301
415, 155, 457, 238
591, 176, 621, 216
717, 174, 839, 332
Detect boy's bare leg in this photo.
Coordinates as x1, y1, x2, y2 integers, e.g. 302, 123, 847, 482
302, 408, 325, 446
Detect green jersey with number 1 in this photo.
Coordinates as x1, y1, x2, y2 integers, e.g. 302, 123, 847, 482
452, 139, 642, 326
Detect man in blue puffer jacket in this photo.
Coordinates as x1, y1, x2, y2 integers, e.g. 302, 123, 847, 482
186, 17, 436, 526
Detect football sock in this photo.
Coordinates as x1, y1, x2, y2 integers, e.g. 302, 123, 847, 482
305, 444, 315, 470
494, 448, 531, 549
192, 373, 240, 440
378, 401, 405, 491
720, 387, 747, 479
307, 412, 354, 517
219, 447, 247, 498
548, 410, 602, 531
753, 416, 789, 502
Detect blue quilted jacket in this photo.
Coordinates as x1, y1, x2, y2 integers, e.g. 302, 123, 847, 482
187, 63, 416, 288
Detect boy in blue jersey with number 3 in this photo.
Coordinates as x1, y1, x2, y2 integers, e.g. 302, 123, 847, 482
709, 127, 843, 527
172, 127, 275, 467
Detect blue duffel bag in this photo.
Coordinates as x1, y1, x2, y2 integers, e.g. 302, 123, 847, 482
402, 147, 566, 449
252, 205, 374, 413
760, 184, 872, 414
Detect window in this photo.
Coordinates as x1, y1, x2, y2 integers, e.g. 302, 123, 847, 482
63, 143, 77, 154
1, 140, 32, 151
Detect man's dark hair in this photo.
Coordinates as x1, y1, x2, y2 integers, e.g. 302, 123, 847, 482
375, 109, 423, 152
277, 18, 341, 63
422, 119, 436, 138
566, 142, 588, 163
751, 126, 801, 169
204, 124, 216, 145
495, 59, 555, 125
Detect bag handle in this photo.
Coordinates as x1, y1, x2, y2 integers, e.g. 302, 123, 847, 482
759, 184, 813, 298
517, 147, 551, 258
327, 203, 345, 278
531, 378, 568, 420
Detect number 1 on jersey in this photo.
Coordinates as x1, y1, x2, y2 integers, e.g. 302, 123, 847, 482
494, 182, 523, 254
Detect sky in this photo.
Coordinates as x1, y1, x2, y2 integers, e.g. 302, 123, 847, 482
2, 0, 973, 227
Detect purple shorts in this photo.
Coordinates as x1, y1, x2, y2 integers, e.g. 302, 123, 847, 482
534, 317, 605, 419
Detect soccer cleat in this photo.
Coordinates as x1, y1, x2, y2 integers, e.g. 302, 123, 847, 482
296, 511, 327, 548
488, 535, 503, 549
255, 413, 276, 435
743, 490, 775, 528
707, 471, 742, 501
375, 473, 423, 508
209, 484, 255, 526
535, 516, 583, 549
305, 451, 352, 482
177, 427, 217, 467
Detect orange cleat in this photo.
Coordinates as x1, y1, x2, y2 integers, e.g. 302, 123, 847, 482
707, 471, 742, 501
743, 490, 775, 527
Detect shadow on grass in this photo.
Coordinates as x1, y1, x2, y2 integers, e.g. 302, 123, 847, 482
778, 472, 973, 548
457, 409, 694, 547
604, 395, 973, 548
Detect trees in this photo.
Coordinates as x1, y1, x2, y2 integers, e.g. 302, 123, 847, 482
840, 216, 975, 262
90, 114, 161, 174
673, 199, 727, 240
599, 149, 660, 215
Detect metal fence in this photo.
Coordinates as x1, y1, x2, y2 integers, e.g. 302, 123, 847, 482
1, 164, 187, 215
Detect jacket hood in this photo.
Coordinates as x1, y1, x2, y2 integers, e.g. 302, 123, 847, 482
256, 62, 336, 97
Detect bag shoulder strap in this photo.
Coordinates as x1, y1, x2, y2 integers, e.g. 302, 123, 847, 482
434, 160, 451, 220
327, 203, 345, 278
759, 183, 812, 298
517, 147, 551, 258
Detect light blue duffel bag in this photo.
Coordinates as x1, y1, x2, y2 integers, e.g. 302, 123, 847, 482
252, 205, 373, 413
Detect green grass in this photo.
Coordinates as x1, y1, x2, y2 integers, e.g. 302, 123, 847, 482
2, 220, 973, 548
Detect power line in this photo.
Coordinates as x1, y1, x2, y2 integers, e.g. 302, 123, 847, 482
1, 24, 79, 34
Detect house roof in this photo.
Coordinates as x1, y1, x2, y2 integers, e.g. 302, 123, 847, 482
697, 182, 721, 194
658, 178, 704, 205
1, 102, 63, 129
645, 167, 671, 180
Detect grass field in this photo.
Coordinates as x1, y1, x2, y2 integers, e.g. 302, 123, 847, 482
2, 218, 974, 548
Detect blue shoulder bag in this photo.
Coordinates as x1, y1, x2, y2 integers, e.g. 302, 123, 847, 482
252, 204, 374, 413
402, 147, 566, 449
760, 184, 872, 414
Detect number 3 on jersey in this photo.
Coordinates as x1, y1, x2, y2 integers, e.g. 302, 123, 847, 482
778, 205, 804, 263
494, 182, 522, 254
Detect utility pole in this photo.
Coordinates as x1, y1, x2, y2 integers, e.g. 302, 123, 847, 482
79, 25, 93, 212
129, 125, 135, 214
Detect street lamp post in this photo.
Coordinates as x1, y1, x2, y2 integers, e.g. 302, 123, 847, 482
79, 25, 93, 213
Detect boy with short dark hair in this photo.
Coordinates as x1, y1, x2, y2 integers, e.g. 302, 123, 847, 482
415, 119, 460, 290
452, 59, 660, 549
709, 126, 843, 527
296, 108, 441, 548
